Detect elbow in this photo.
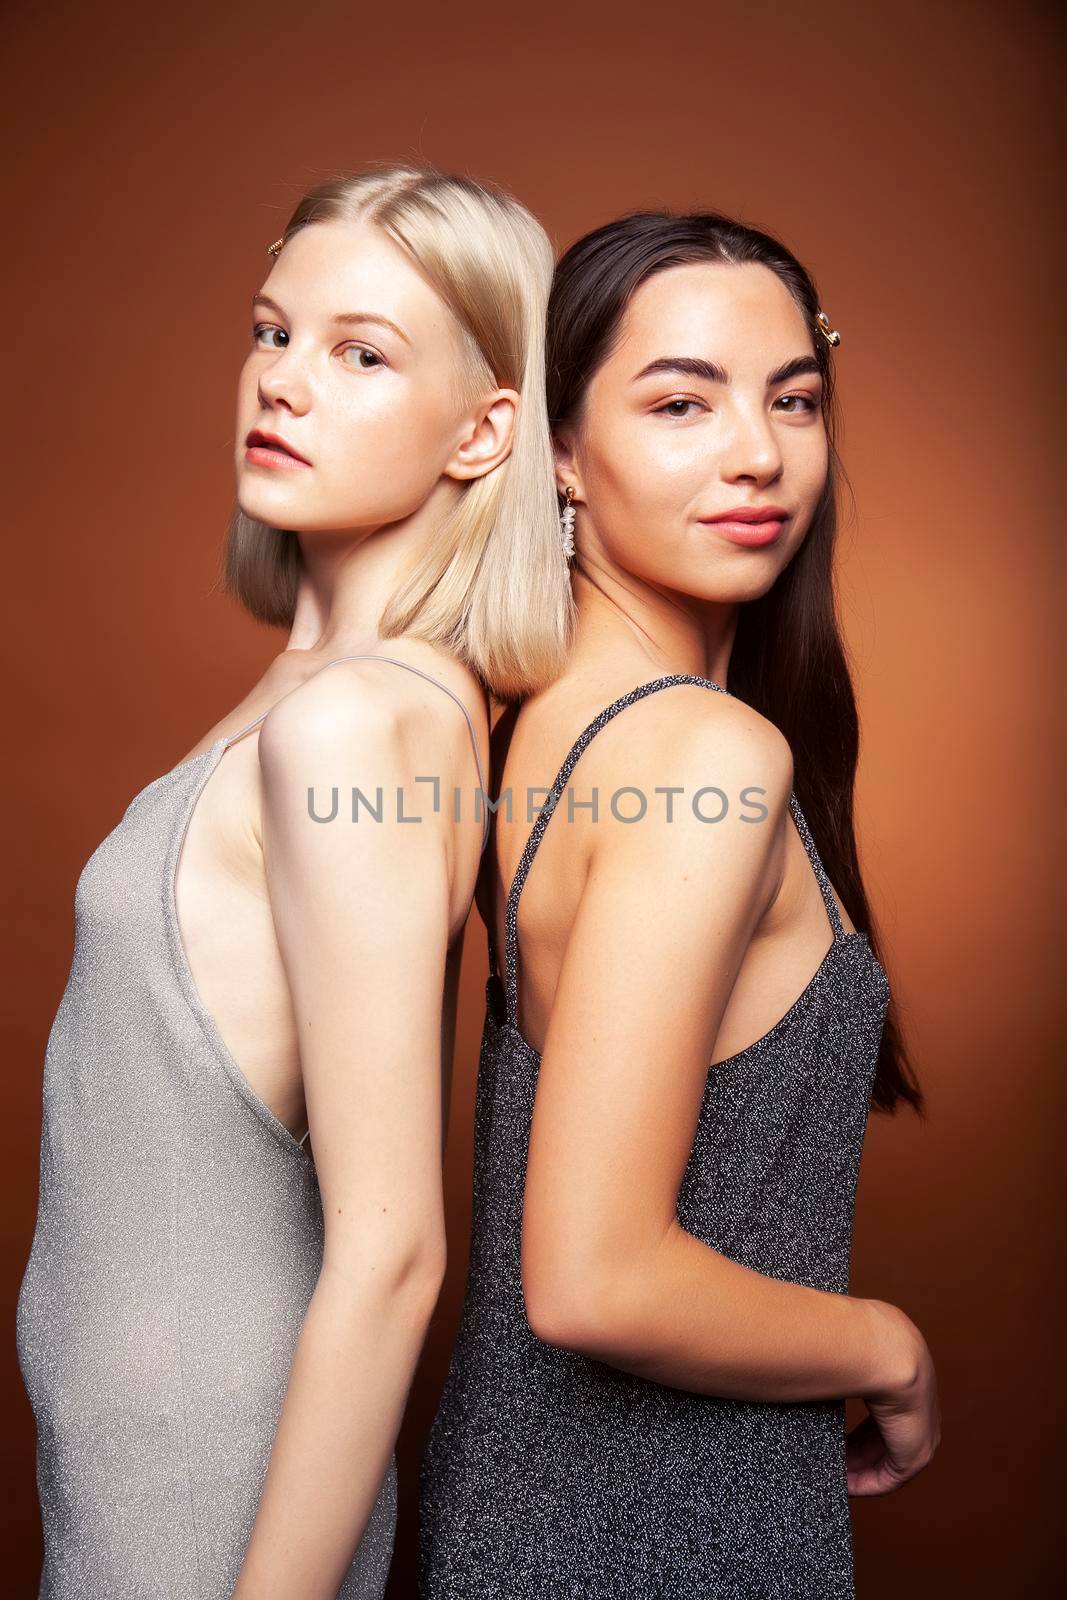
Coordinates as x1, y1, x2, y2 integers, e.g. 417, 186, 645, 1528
393, 1230, 447, 1317
322, 1228, 446, 1323
399, 1235, 447, 1317
521, 1240, 637, 1361
523, 1283, 591, 1354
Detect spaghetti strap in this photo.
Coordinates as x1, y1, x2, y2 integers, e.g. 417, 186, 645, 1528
787, 792, 846, 941
487, 673, 847, 1030
223, 653, 491, 853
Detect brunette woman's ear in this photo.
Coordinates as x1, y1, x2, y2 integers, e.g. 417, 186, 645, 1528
552, 431, 584, 503
445, 389, 520, 481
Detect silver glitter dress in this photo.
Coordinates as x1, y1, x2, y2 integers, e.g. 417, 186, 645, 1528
16, 654, 490, 1600
418, 674, 892, 1598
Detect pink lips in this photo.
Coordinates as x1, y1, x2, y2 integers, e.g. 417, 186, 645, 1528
699, 505, 789, 548
244, 429, 312, 470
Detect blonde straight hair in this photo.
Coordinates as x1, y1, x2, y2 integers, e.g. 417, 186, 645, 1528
220, 163, 575, 702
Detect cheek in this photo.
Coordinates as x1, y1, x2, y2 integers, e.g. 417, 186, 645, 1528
579, 429, 704, 586
235, 358, 258, 424
789, 428, 830, 510
585, 416, 704, 526
320, 379, 458, 509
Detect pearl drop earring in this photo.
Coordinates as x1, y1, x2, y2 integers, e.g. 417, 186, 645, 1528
559, 486, 576, 561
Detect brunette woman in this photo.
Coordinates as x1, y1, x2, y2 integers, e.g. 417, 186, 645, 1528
419, 210, 939, 1598
16, 164, 572, 1600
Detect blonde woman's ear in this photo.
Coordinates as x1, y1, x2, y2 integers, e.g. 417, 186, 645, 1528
446, 390, 520, 481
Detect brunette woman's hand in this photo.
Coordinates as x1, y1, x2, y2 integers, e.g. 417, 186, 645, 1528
847, 1299, 941, 1495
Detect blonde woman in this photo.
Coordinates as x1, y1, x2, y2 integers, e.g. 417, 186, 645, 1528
16, 164, 573, 1600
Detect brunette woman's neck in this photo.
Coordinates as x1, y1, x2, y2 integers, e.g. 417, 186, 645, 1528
566, 563, 737, 688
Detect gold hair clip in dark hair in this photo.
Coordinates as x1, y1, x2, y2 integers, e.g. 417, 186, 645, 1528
814, 310, 841, 348
266, 236, 285, 258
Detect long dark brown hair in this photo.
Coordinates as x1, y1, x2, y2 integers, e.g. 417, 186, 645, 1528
546, 210, 922, 1118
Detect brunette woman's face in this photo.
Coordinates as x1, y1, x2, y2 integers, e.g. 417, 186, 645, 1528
559, 261, 829, 602
235, 218, 499, 531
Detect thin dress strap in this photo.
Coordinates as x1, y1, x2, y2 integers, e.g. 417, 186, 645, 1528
223, 654, 491, 853
786, 792, 845, 941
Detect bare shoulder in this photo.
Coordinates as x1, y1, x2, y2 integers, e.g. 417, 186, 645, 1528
574, 684, 795, 934
584, 681, 794, 827
258, 637, 488, 769
350, 637, 489, 729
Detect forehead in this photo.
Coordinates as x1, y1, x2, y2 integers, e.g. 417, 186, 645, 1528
612, 260, 812, 367
259, 217, 452, 334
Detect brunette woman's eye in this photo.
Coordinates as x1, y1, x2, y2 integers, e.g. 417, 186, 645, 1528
774, 393, 818, 414
341, 345, 385, 370
253, 323, 287, 349
653, 398, 704, 419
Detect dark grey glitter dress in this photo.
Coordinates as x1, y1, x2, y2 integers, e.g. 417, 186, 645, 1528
16, 654, 489, 1600
418, 674, 892, 1599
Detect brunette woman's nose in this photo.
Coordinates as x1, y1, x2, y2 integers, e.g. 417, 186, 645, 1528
719, 413, 783, 486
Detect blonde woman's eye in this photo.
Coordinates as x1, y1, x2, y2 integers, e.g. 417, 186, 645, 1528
253, 323, 287, 349
654, 397, 703, 419
341, 345, 384, 370
775, 393, 817, 414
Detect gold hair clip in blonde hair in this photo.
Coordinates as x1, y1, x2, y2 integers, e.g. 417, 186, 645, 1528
814, 310, 841, 348
266, 236, 285, 258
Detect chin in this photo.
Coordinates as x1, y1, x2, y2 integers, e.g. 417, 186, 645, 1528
671, 566, 784, 606
235, 480, 310, 520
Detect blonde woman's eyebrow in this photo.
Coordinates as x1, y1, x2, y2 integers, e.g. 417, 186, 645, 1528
250, 294, 413, 346
631, 355, 821, 386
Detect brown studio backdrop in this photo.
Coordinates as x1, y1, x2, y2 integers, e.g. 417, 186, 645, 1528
2, 1, 1060, 1594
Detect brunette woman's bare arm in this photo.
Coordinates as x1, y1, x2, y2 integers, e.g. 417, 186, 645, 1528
521, 688, 938, 1491
230, 670, 466, 1599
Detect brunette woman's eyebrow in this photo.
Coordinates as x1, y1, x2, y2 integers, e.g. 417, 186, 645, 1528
250, 294, 412, 345
767, 356, 822, 384
631, 355, 822, 386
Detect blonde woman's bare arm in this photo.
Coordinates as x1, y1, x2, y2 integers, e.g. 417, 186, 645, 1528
231, 670, 460, 1599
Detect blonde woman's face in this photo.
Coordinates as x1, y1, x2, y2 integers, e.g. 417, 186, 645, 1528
564, 261, 829, 603
235, 218, 484, 531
